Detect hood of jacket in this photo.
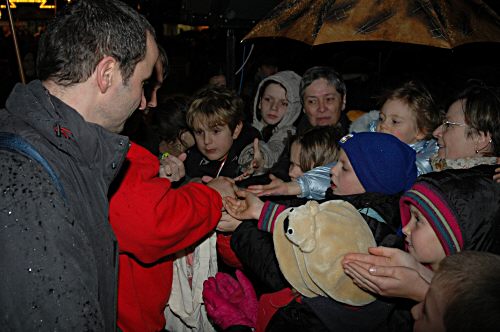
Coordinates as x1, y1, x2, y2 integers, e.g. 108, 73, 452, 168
4, 80, 129, 184
252, 70, 302, 132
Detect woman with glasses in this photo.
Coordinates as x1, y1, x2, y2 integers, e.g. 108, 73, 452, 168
431, 83, 500, 171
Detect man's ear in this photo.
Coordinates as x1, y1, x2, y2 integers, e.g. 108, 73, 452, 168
232, 121, 243, 139
96, 56, 118, 93
341, 94, 347, 111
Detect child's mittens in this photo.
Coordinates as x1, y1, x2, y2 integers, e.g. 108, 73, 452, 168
203, 270, 258, 329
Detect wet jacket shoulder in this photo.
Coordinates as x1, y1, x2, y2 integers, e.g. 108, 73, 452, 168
0, 81, 128, 330
185, 123, 261, 179
239, 71, 302, 173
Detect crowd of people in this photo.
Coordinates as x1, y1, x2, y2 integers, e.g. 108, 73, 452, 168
1, 1, 500, 331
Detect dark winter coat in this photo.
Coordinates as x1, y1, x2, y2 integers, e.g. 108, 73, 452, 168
411, 164, 500, 254
0, 81, 129, 330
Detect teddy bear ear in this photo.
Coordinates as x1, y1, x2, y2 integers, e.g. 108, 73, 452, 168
308, 200, 320, 215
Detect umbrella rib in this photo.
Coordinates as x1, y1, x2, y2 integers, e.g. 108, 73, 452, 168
356, 10, 395, 34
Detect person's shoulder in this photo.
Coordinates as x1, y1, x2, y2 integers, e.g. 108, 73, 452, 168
0, 150, 63, 200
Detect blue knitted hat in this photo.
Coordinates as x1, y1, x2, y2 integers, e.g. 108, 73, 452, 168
339, 132, 417, 195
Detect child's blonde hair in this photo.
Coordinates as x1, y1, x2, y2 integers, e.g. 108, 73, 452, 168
186, 86, 244, 133
292, 126, 343, 172
380, 80, 441, 140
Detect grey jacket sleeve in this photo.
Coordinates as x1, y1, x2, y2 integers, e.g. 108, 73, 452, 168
296, 162, 336, 200
0, 153, 105, 330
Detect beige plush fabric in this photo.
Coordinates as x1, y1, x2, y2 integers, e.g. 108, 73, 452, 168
273, 200, 376, 306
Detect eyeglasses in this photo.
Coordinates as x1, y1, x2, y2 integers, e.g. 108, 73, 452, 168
441, 120, 467, 130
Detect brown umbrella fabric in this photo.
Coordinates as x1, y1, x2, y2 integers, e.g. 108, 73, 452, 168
243, 0, 500, 48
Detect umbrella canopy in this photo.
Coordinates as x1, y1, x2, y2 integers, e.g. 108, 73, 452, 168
243, 0, 500, 48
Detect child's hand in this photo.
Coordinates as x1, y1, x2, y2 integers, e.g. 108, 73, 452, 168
217, 212, 243, 232
224, 190, 264, 220
159, 153, 186, 182
494, 164, 500, 183
343, 263, 429, 302
235, 139, 264, 181
246, 174, 301, 196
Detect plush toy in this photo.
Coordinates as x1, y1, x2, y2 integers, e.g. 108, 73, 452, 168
273, 200, 376, 306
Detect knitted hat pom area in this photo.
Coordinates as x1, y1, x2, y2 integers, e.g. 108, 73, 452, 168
400, 182, 463, 256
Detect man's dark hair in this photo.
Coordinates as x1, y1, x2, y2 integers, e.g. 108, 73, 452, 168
37, 0, 155, 86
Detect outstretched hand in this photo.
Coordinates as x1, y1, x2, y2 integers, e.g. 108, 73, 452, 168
494, 163, 500, 183
203, 270, 258, 330
246, 174, 301, 196
342, 246, 432, 301
343, 262, 430, 302
224, 190, 264, 220
159, 153, 186, 182
343, 247, 421, 272
217, 212, 243, 232
235, 138, 264, 181
206, 176, 238, 200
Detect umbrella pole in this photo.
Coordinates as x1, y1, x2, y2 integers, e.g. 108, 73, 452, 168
5, 0, 26, 84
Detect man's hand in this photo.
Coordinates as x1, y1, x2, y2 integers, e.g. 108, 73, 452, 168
224, 190, 264, 220
206, 177, 237, 199
246, 174, 301, 196
159, 153, 186, 182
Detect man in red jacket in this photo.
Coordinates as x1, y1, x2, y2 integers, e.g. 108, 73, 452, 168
109, 142, 233, 331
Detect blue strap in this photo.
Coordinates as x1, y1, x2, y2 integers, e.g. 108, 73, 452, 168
0, 132, 67, 202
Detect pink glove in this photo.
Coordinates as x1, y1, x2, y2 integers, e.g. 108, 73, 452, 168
203, 270, 258, 330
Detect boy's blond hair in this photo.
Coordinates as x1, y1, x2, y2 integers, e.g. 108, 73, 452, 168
186, 86, 244, 133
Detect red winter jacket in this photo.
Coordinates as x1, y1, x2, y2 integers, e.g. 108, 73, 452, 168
109, 143, 222, 332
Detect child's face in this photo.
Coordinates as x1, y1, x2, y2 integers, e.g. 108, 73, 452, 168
377, 98, 425, 145
259, 83, 288, 126
402, 205, 446, 270
192, 121, 242, 161
411, 281, 446, 332
330, 149, 365, 195
289, 142, 304, 180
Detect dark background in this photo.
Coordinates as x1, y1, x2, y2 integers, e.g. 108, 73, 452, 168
2, 0, 500, 111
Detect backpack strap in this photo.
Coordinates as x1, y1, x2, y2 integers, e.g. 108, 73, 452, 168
0, 132, 67, 203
